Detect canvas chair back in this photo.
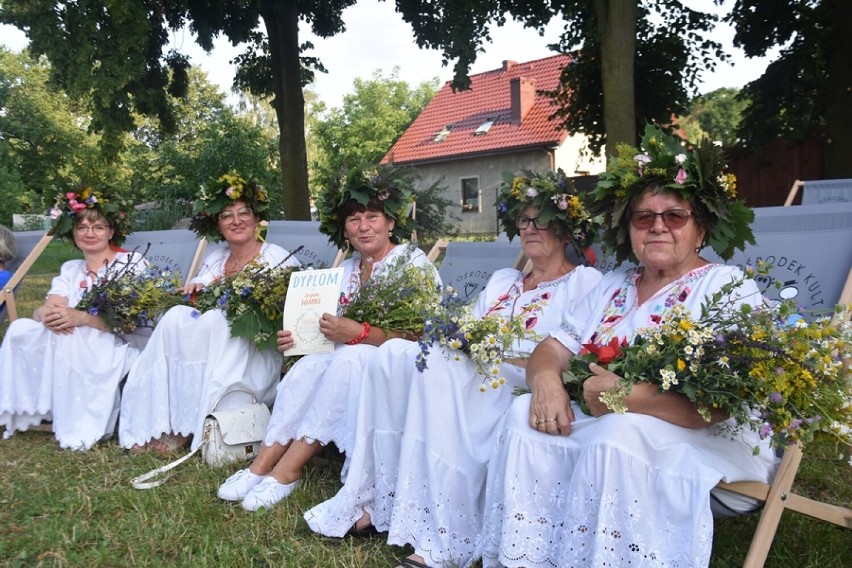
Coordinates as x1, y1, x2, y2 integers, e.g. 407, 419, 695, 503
264, 220, 342, 268
428, 239, 526, 303
701, 202, 852, 314
785, 178, 852, 206
202, 220, 344, 270
123, 229, 206, 287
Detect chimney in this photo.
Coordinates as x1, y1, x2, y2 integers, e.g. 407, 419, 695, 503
510, 77, 535, 125
502, 60, 517, 72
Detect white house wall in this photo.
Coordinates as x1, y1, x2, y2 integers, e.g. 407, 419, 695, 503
554, 133, 606, 176
413, 150, 553, 236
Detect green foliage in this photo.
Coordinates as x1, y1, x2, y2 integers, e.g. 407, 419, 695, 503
543, 2, 724, 153
728, 0, 852, 176
308, 68, 438, 196
0, 48, 123, 223
685, 88, 749, 148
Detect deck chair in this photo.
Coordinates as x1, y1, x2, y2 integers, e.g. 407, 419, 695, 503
428, 239, 527, 302
264, 220, 343, 268
702, 202, 852, 567
1, 231, 55, 322
784, 178, 852, 206
123, 229, 207, 287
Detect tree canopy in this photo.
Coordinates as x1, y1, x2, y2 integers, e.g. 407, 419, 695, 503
728, 0, 852, 177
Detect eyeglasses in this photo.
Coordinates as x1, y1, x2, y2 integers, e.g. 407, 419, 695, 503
515, 216, 552, 230
75, 224, 110, 235
219, 208, 254, 224
629, 209, 693, 229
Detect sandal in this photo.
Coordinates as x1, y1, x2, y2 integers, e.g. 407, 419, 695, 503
345, 523, 380, 538
149, 434, 190, 455
397, 555, 430, 568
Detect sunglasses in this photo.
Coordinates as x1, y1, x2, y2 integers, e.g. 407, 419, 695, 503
629, 209, 693, 229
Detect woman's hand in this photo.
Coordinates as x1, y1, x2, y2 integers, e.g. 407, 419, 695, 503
277, 329, 295, 353
318, 313, 361, 344
529, 373, 574, 435
582, 363, 620, 416
41, 306, 90, 335
180, 282, 205, 295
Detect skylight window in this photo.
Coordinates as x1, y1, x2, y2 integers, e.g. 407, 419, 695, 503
433, 124, 454, 142
474, 117, 496, 136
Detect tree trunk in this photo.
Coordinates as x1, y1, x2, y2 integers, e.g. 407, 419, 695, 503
823, 0, 852, 178
260, 0, 311, 220
595, 0, 637, 158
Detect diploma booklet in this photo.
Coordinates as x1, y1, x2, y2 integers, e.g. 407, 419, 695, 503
281, 267, 345, 356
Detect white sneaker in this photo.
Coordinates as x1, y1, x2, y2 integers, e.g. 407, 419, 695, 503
218, 468, 264, 501
241, 476, 300, 512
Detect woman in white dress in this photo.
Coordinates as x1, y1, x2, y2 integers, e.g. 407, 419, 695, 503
480, 127, 777, 567
119, 173, 300, 454
0, 185, 146, 450
305, 170, 603, 568
217, 166, 441, 511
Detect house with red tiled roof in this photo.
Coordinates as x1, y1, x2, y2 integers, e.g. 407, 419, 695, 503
383, 54, 604, 235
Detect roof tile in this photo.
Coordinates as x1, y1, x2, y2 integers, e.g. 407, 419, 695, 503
383, 54, 571, 165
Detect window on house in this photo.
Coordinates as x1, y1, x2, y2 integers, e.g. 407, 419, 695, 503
461, 177, 480, 213
474, 117, 496, 136
433, 124, 454, 142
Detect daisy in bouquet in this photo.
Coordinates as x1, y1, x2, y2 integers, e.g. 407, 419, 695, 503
417, 287, 534, 392
562, 265, 851, 450
190, 259, 301, 351
76, 259, 184, 336
340, 244, 442, 339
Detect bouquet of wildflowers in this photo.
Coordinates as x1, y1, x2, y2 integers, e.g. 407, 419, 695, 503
76, 259, 184, 336
191, 259, 300, 351
341, 246, 441, 337
562, 266, 851, 450
417, 287, 533, 392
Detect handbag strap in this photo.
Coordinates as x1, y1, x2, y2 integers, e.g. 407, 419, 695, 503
211, 387, 260, 411
130, 447, 200, 490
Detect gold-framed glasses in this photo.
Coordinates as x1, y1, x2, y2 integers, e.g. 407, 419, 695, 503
219, 208, 254, 224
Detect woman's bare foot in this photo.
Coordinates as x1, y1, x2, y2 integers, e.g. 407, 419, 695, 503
149, 433, 190, 455
353, 511, 372, 531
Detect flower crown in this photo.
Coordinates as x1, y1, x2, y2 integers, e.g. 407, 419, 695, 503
189, 172, 270, 242
316, 165, 415, 248
48, 184, 133, 246
591, 124, 755, 265
496, 168, 599, 259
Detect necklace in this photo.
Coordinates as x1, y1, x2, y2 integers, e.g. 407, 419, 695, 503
225, 243, 261, 275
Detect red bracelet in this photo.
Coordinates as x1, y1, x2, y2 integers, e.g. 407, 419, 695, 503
346, 322, 371, 345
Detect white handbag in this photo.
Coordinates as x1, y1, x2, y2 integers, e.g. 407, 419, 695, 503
131, 390, 270, 489
200, 401, 271, 467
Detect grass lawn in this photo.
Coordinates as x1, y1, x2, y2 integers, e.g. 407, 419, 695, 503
1, 242, 849, 567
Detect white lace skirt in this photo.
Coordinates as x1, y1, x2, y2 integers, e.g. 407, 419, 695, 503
479, 394, 776, 568
118, 307, 282, 450
0, 318, 140, 450
262, 342, 377, 459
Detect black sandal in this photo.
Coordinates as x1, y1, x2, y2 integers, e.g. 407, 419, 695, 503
345, 523, 379, 538
399, 556, 430, 568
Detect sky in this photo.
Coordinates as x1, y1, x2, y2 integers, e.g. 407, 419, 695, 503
1, 0, 775, 109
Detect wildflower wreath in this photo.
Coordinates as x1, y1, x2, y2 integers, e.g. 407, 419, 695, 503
189, 171, 271, 242
496, 168, 599, 259
561, 264, 852, 450
592, 124, 755, 265
316, 165, 415, 248
48, 184, 133, 246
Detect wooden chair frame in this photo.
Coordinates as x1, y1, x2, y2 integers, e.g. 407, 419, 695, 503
1, 233, 54, 321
